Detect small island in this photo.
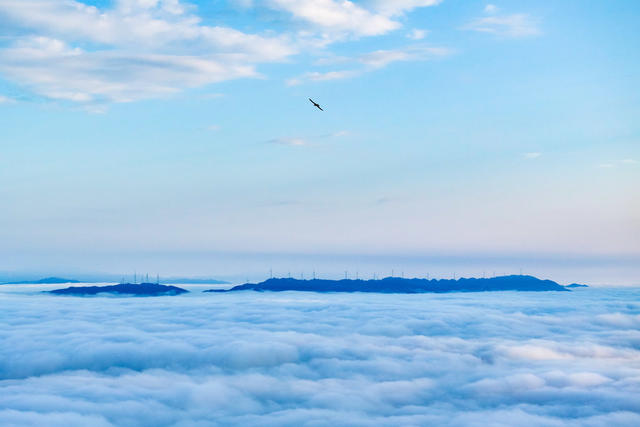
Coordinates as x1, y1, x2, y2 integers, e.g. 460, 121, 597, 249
205, 275, 571, 294
49, 282, 188, 296
565, 283, 589, 288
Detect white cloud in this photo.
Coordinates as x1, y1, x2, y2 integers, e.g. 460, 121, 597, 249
0, 0, 450, 104
373, 0, 442, 16
0, 285, 639, 425
621, 159, 638, 164
289, 45, 451, 84
0, 0, 293, 58
359, 49, 412, 68
407, 29, 428, 40
267, 137, 308, 146
268, 130, 348, 145
464, 13, 541, 38
202, 92, 225, 99
262, 0, 441, 39
302, 69, 361, 82
484, 4, 499, 14
598, 163, 615, 168
0, 37, 258, 103
288, 69, 361, 85
266, 0, 399, 37
0, 95, 15, 103
524, 152, 541, 159
330, 130, 349, 137
370, 0, 442, 17
207, 125, 221, 131
360, 45, 450, 68
0, 0, 295, 104
285, 77, 303, 86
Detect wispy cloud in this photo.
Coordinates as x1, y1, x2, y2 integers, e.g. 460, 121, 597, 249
524, 152, 541, 159
598, 163, 615, 168
289, 45, 451, 85
290, 69, 361, 85
329, 130, 349, 138
317, 130, 351, 138
201, 92, 225, 99
360, 45, 450, 68
374, 196, 401, 205
0, 36, 260, 103
370, 0, 442, 17
266, 137, 308, 146
621, 158, 638, 164
484, 4, 499, 14
464, 11, 541, 38
259, 199, 302, 207
0, 95, 15, 103
267, 130, 348, 146
0, 1, 294, 58
407, 29, 428, 40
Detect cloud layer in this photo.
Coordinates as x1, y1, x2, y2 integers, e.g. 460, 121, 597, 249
0, 0, 448, 104
1, 285, 639, 425
0, 0, 295, 104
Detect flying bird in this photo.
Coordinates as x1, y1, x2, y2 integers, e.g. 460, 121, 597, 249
309, 98, 323, 111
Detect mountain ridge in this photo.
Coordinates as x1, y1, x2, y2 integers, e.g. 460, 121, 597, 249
205, 275, 573, 294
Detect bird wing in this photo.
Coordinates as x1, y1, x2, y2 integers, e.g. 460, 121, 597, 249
309, 98, 323, 110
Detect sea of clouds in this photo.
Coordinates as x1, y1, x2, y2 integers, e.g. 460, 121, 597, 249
1, 284, 639, 426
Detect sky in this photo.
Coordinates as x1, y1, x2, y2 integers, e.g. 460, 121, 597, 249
0, 0, 639, 283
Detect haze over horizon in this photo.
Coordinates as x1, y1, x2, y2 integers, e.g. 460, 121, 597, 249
1, 0, 639, 284
2, 249, 638, 287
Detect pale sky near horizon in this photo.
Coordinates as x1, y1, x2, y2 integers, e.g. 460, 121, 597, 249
0, 1, 638, 283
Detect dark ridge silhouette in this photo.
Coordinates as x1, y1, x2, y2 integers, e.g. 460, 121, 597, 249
49, 282, 188, 296
565, 283, 589, 288
204, 275, 569, 294
5, 277, 81, 285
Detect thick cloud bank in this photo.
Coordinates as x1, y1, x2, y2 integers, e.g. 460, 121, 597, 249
1, 285, 639, 426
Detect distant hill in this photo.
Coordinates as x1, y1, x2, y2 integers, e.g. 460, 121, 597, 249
49, 282, 188, 296
5, 277, 81, 285
205, 275, 569, 294
565, 283, 589, 288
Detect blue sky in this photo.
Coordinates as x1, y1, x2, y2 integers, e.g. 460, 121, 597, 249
0, 0, 638, 282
